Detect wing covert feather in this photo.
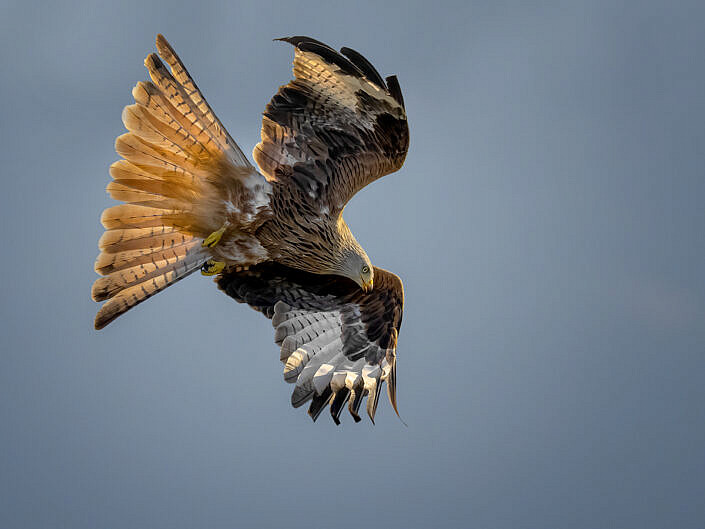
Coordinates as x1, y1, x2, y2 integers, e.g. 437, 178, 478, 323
253, 38, 409, 212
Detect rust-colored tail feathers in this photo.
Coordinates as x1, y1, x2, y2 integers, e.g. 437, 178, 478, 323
93, 35, 251, 329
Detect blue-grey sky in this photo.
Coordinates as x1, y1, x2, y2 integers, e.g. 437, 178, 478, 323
1, 0, 704, 528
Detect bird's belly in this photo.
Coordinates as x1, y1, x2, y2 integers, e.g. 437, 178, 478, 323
213, 234, 269, 265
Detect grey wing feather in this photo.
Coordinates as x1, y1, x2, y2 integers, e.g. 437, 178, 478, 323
217, 263, 404, 424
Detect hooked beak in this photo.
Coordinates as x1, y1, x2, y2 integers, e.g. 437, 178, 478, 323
361, 278, 374, 293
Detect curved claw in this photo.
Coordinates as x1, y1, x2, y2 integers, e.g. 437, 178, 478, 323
201, 259, 225, 276
202, 224, 228, 248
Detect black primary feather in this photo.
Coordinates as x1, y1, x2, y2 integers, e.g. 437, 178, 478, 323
276, 36, 336, 52
330, 389, 351, 425
296, 41, 364, 78
348, 390, 364, 422
340, 46, 387, 89
308, 387, 333, 422
386, 75, 405, 109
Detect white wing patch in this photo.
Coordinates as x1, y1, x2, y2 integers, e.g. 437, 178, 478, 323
271, 300, 394, 423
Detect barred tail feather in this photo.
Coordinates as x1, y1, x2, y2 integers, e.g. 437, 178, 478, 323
93, 223, 209, 329
93, 34, 256, 329
94, 239, 202, 276
93, 246, 207, 330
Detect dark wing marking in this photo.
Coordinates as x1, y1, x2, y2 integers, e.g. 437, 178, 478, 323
253, 37, 409, 213
340, 47, 387, 90
385, 75, 405, 109
217, 262, 404, 424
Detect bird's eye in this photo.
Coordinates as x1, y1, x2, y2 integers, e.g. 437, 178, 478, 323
362, 265, 370, 274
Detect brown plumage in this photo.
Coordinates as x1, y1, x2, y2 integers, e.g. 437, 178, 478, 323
93, 35, 409, 423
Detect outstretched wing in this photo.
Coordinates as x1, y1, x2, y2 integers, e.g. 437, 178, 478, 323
253, 37, 409, 213
217, 263, 404, 424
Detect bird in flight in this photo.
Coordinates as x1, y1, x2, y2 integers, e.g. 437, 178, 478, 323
92, 35, 409, 424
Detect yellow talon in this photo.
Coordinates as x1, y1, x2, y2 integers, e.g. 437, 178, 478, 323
201, 259, 226, 276
202, 224, 228, 248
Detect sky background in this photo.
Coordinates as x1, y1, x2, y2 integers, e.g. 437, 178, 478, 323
1, 0, 704, 527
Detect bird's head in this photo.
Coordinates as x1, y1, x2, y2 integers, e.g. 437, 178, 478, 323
340, 247, 374, 293
359, 262, 374, 293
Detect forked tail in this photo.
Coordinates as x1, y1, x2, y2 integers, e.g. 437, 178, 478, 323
92, 35, 256, 329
